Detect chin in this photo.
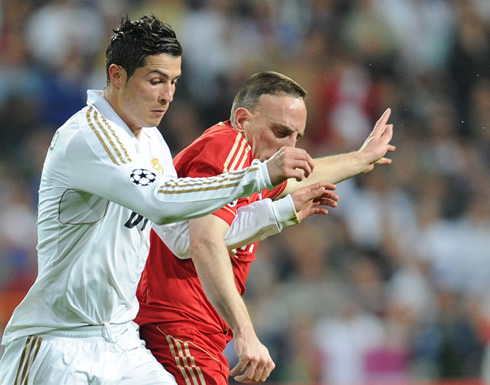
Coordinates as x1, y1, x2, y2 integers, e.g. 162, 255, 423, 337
147, 119, 163, 127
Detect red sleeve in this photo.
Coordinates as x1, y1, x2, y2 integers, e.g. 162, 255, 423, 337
261, 179, 288, 200
173, 123, 255, 226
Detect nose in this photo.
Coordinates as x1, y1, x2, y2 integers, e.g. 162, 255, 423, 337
159, 83, 174, 104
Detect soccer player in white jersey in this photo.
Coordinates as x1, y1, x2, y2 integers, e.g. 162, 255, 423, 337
0, 16, 323, 385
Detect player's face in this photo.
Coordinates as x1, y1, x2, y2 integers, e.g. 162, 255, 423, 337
243, 94, 307, 161
116, 54, 181, 132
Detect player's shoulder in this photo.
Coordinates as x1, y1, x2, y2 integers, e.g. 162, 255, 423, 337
57, 104, 103, 141
197, 121, 250, 160
56, 105, 136, 164
48, 106, 90, 150
175, 121, 251, 171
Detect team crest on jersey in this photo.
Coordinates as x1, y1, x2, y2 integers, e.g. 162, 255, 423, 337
151, 158, 164, 174
227, 199, 238, 208
129, 168, 157, 186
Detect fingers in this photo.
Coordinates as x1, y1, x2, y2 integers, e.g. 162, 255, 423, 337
302, 151, 315, 176
320, 189, 339, 202
381, 124, 394, 143
313, 207, 329, 215
292, 163, 311, 181
374, 157, 393, 165
267, 147, 315, 185
230, 355, 251, 377
320, 183, 336, 191
231, 357, 275, 383
308, 183, 337, 195
292, 157, 314, 180
317, 196, 338, 208
286, 148, 315, 180
374, 108, 391, 133
235, 360, 259, 383
306, 185, 339, 206
312, 184, 339, 203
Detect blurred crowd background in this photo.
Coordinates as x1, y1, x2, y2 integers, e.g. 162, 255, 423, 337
0, 0, 489, 384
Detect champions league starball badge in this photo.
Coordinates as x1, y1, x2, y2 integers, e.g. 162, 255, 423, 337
129, 168, 157, 186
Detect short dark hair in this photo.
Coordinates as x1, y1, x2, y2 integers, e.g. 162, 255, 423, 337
230, 71, 307, 124
105, 15, 183, 83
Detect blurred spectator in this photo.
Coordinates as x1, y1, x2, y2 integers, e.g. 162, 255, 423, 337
313, 293, 385, 385
25, 0, 104, 71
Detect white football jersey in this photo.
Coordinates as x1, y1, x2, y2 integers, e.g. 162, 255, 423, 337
2, 90, 273, 344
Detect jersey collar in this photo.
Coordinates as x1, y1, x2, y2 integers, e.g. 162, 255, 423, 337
86, 90, 136, 138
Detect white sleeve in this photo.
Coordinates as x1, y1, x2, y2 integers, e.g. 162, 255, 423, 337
63, 128, 274, 225
152, 194, 299, 259
224, 194, 299, 250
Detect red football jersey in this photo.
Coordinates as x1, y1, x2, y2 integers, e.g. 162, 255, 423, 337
136, 121, 286, 342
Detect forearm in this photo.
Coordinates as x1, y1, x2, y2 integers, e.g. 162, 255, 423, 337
282, 151, 369, 195
283, 108, 396, 196
66, 131, 275, 225
189, 217, 255, 336
224, 195, 299, 250
153, 196, 298, 259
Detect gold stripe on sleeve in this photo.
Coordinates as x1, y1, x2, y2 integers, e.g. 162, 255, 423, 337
158, 164, 261, 195
159, 163, 260, 188
161, 174, 244, 188
159, 182, 239, 194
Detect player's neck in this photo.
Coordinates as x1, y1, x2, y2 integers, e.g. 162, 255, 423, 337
102, 88, 142, 139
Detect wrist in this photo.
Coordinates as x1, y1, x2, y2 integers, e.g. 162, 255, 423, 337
232, 321, 256, 338
354, 150, 372, 173
261, 159, 275, 188
272, 195, 300, 230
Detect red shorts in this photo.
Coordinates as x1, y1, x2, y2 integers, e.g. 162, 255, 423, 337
139, 323, 230, 385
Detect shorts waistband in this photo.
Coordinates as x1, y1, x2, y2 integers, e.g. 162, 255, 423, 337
39, 321, 135, 342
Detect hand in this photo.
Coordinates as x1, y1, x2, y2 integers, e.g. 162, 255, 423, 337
358, 108, 396, 172
266, 146, 314, 185
292, 182, 339, 221
230, 331, 276, 383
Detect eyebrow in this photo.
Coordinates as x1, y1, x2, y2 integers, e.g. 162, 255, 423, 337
148, 70, 181, 81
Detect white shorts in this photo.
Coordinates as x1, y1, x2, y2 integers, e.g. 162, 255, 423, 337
0, 322, 176, 385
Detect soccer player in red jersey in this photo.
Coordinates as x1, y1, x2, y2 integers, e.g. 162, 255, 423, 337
136, 71, 395, 384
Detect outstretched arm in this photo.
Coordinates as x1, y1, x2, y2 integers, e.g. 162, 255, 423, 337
281, 108, 396, 195
224, 182, 338, 250
152, 183, 338, 259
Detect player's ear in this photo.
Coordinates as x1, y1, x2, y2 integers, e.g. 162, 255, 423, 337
233, 108, 250, 133
108, 64, 126, 89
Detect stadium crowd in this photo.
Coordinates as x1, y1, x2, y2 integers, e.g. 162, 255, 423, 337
0, 0, 489, 384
